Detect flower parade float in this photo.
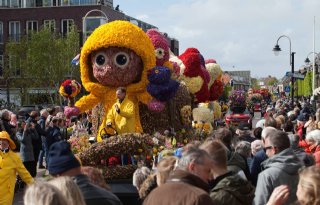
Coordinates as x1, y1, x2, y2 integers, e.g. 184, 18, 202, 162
225, 90, 252, 127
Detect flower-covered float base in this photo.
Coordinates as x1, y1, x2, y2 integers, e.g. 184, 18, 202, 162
79, 133, 155, 180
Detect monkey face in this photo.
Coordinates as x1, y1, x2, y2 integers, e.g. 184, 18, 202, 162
91, 47, 143, 87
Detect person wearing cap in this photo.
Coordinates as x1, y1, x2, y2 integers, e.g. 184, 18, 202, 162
47, 141, 122, 205
0, 131, 34, 205
236, 122, 255, 143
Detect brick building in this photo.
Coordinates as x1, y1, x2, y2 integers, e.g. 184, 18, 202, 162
0, 0, 179, 106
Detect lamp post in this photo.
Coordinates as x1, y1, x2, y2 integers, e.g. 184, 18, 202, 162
273, 35, 295, 107
305, 52, 319, 99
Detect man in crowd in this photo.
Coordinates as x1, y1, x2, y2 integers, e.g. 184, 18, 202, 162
200, 139, 255, 205
254, 130, 303, 205
143, 148, 214, 205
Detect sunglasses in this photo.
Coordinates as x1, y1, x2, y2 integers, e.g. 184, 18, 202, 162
264, 146, 273, 151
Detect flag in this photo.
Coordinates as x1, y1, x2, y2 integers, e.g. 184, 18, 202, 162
71, 54, 80, 65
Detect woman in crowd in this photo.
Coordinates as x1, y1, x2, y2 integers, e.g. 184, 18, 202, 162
132, 166, 151, 191
49, 176, 86, 205
0, 131, 34, 205
24, 182, 68, 205
16, 120, 39, 177
305, 130, 320, 165
82, 166, 111, 191
156, 156, 177, 186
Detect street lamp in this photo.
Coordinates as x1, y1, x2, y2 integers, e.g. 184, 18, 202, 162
304, 52, 319, 99
273, 35, 295, 107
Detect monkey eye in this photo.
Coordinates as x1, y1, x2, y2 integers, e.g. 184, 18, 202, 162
113, 52, 130, 68
93, 51, 108, 67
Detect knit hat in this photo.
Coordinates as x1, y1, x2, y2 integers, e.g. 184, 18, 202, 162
0, 131, 16, 150
48, 141, 80, 175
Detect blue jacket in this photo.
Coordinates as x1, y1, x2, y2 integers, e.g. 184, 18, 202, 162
250, 149, 267, 186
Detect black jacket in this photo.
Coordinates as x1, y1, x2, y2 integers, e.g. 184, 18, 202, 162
73, 174, 122, 205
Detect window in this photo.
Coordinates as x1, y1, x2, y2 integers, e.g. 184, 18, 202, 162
61, 19, 74, 35
44, 20, 56, 32
26, 21, 38, 34
9, 56, 20, 77
0, 0, 9, 7
0, 55, 3, 77
0, 21, 3, 43
9, 21, 20, 42
10, 0, 21, 7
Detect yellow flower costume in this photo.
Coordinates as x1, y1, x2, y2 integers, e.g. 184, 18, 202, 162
75, 21, 156, 141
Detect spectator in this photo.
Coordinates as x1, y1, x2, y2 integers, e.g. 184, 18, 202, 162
200, 140, 255, 205
156, 156, 178, 186
288, 134, 314, 167
46, 117, 62, 151
254, 130, 302, 205
24, 182, 68, 205
215, 128, 250, 180
305, 130, 320, 165
264, 116, 277, 128
304, 114, 317, 134
16, 120, 39, 177
143, 148, 214, 205
38, 109, 49, 169
235, 141, 252, 176
139, 173, 157, 201
250, 127, 277, 186
253, 127, 262, 140
267, 166, 320, 205
0, 131, 34, 205
251, 140, 263, 156
47, 141, 122, 205
132, 166, 151, 191
82, 166, 111, 191
236, 123, 255, 143
282, 120, 294, 134
0, 109, 17, 148
49, 176, 86, 205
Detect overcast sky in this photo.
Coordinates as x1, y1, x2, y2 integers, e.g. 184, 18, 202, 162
114, 0, 320, 78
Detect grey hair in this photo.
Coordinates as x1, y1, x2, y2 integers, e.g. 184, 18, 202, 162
132, 166, 151, 190
24, 182, 68, 205
306, 130, 320, 144
235, 141, 252, 158
178, 147, 210, 170
40, 109, 48, 116
261, 126, 277, 140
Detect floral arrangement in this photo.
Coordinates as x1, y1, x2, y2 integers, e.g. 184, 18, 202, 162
209, 79, 224, 101
180, 76, 204, 94
68, 136, 91, 154
147, 66, 180, 102
72, 20, 156, 137
229, 90, 247, 108
180, 105, 192, 126
59, 79, 81, 106
205, 59, 222, 87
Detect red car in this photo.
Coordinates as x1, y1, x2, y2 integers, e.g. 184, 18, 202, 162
225, 107, 252, 128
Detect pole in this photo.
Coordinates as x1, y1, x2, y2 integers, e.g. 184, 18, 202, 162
312, 16, 316, 100
291, 52, 295, 107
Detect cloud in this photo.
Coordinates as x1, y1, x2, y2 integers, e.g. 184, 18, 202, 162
135, 14, 149, 21
116, 0, 320, 78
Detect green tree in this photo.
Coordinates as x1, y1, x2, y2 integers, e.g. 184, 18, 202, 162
251, 78, 260, 89
5, 27, 80, 105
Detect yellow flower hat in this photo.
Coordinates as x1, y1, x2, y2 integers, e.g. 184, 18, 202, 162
80, 20, 156, 94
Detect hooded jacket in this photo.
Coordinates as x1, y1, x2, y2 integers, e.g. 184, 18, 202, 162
143, 169, 214, 205
0, 150, 34, 205
254, 148, 303, 205
210, 172, 255, 205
